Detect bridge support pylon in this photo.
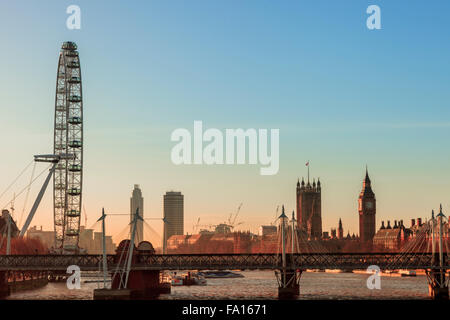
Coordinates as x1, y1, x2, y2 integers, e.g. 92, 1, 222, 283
94, 240, 170, 300
111, 269, 171, 299
426, 269, 449, 300
275, 269, 301, 300
426, 207, 449, 300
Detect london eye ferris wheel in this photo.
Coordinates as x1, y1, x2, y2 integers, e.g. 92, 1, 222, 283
53, 41, 83, 252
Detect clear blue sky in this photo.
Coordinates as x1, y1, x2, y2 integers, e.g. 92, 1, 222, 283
0, 1, 449, 242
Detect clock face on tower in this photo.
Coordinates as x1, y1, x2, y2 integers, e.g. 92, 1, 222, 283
365, 201, 373, 209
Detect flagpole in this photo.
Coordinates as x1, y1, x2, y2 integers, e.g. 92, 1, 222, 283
307, 160, 310, 183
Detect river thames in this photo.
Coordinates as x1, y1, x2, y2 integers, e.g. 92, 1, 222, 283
6, 270, 430, 300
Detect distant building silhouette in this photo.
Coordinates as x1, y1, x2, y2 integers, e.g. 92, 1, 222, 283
163, 191, 184, 253
130, 184, 144, 245
259, 225, 277, 236
79, 226, 116, 254
330, 228, 337, 239
296, 177, 322, 240
338, 218, 344, 239
373, 218, 427, 251
0, 210, 19, 238
27, 225, 116, 254
27, 226, 55, 249
359, 168, 376, 243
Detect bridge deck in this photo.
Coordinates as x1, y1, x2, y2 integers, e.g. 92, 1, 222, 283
0, 253, 446, 271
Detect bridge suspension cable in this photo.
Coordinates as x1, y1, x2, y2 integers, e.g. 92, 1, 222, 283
0, 163, 52, 212
89, 213, 163, 250
386, 208, 449, 273
19, 162, 37, 228
111, 208, 142, 290
0, 159, 34, 203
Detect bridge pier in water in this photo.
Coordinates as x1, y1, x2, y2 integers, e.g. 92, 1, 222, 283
94, 240, 170, 300
275, 269, 301, 299
425, 208, 449, 300
275, 206, 302, 300
426, 269, 449, 300
110, 270, 170, 299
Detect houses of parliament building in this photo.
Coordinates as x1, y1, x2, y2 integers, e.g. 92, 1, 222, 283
296, 177, 322, 240
296, 168, 377, 244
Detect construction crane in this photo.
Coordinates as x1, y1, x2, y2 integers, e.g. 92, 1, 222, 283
194, 203, 244, 234
196, 224, 216, 231
227, 203, 243, 228
192, 217, 201, 233
270, 205, 280, 226
230, 221, 244, 229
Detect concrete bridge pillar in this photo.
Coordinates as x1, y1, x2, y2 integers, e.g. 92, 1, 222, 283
118, 269, 170, 298
276, 269, 301, 300
96, 240, 170, 300
0, 271, 10, 298
426, 269, 449, 300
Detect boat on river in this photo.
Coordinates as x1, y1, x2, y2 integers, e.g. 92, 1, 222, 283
170, 272, 207, 286
197, 271, 244, 278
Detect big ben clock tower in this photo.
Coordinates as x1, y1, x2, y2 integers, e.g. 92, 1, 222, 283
359, 167, 376, 243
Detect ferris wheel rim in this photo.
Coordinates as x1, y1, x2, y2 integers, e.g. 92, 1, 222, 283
53, 41, 83, 253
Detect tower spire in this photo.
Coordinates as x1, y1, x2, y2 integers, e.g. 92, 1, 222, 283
279, 205, 286, 218
359, 166, 375, 243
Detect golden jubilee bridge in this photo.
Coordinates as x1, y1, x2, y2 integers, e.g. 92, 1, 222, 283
1, 206, 449, 299
0, 251, 448, 300
0, 252, 446, 271
0, 207, 449, 300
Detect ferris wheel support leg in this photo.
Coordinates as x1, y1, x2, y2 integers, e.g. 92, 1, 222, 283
19, 163, 57, 237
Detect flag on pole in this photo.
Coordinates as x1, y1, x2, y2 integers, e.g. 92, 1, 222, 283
306, 161, 310, 183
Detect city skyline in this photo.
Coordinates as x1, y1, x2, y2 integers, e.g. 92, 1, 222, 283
9, 168, 446, 246
0, 1, 449, 244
